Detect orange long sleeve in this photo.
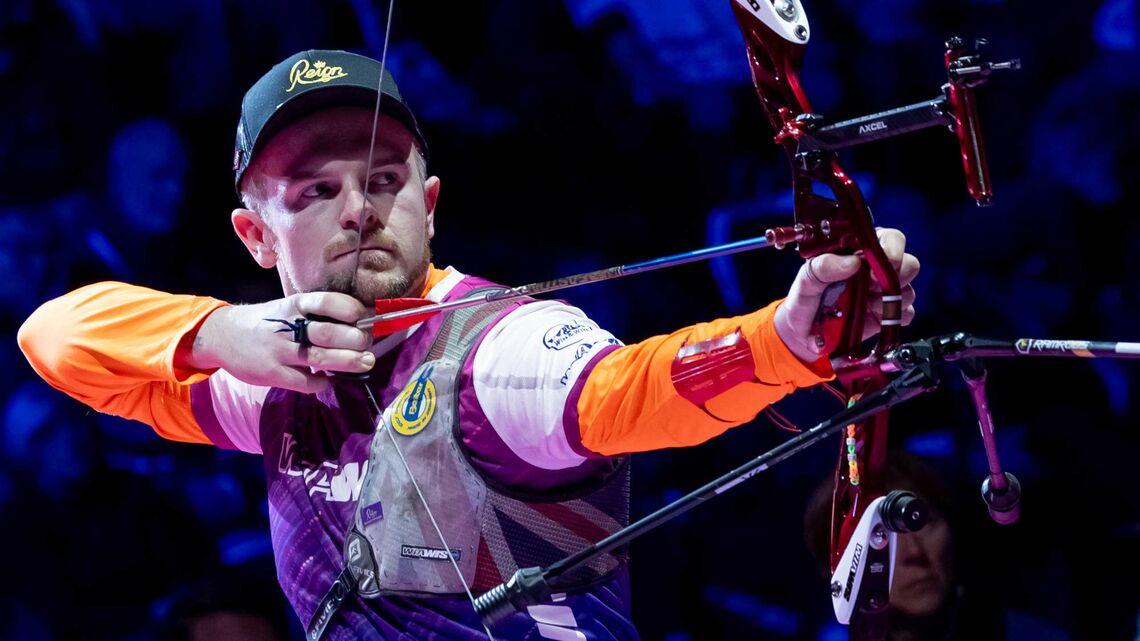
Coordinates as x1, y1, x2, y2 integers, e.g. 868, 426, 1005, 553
576, 300, 833, 455
17, 282, 230, 445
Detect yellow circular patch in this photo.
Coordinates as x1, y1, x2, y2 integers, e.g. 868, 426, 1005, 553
391, 368, 437, 436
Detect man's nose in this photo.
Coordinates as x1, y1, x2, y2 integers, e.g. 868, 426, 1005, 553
340, 181, 381, 231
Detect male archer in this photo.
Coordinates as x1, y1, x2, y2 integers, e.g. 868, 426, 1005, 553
18, 50, 918, 640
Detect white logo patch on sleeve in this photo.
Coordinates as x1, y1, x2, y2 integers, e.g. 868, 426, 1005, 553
542, 321, 599, 350
471, 302, 624, 471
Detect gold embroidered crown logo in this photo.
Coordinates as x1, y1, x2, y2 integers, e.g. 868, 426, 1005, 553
286, 59, 349, 93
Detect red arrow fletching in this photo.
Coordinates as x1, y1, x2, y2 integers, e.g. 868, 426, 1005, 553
370, 298, 439, 337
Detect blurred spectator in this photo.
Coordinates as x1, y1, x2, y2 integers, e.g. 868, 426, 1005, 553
803, 451, 1006, 641
155, 565, 291, 641
0, 380, 96, 500
82, 116, 190, 283
0, 380, 215, 640
107, 117, 188, 236
0, 211, 59, 320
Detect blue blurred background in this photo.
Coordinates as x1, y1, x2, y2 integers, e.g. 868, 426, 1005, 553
1, 0, 1138, 639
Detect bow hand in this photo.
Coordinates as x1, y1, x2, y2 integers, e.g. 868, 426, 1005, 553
775, 228, 919, 363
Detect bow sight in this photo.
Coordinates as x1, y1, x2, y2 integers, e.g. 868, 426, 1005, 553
765, 36, 1020, 254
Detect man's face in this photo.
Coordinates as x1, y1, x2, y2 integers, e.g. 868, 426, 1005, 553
237, 106, 437, 303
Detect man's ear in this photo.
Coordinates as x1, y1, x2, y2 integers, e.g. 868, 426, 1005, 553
231, 208, 278, 268
423, 175, 440, 239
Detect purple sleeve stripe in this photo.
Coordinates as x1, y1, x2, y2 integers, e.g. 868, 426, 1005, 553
561, 344, 622, 460
190, 380, 238, 450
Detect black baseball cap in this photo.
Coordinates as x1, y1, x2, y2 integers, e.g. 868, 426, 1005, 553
233, 49, 428, 192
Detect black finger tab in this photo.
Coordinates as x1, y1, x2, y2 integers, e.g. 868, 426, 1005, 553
266, 317, 313, 347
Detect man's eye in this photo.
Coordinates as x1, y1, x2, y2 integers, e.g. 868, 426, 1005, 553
302, 183, 332, 198
370, 172, 399, 188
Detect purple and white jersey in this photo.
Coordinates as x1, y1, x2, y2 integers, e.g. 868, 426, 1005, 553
190, 268, 640, 640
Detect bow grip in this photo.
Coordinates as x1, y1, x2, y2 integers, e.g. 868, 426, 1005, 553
766, 175, 883, 360
812, 267, 871, 356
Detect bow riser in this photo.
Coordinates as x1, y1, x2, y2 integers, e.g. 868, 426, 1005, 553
730, 0, 813, 128
732, 1, 902, 343
730, 0, 903, 608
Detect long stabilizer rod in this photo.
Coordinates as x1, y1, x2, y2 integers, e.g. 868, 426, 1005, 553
879, 334, 1140, 373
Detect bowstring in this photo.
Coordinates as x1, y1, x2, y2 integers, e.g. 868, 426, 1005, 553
355, 3, 496, 639
363, 387, 497, 641
349, 0, 395, 296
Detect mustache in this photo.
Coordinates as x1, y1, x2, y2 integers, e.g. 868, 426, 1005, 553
326, 232, 397, 260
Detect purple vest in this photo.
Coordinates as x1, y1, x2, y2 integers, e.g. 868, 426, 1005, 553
258, 276, 639, 640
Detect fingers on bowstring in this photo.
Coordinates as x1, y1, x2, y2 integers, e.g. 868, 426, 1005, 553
294, 291, 369, 325
286, 343, 376, 375
303, 318, 372, 351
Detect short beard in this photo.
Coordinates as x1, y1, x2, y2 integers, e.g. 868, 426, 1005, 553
321, 238, 432, 305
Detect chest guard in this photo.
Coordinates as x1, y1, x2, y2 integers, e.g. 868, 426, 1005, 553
339, 295, 630, 603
